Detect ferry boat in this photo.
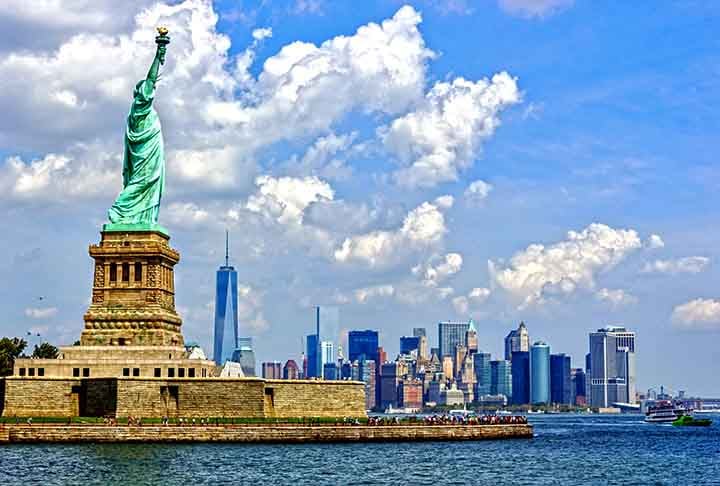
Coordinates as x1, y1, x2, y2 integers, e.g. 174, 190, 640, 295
644, 400, 689, 423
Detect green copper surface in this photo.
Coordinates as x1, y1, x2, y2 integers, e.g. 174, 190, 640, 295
102, 222, 170, 237
107, 33, 170, 227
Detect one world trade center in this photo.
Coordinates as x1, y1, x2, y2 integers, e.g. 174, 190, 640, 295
213, 231, 239, 365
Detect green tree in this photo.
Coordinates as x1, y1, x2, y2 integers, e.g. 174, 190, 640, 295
0, 337, 27, 376
32, 342, 59, 359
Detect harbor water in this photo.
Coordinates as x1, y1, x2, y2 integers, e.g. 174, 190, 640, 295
0, 414, 718, 485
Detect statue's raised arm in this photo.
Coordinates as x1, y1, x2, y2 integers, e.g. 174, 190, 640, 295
106, 27, 170, 233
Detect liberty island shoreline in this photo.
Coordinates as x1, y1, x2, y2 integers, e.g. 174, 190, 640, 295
0, 422, 532, 444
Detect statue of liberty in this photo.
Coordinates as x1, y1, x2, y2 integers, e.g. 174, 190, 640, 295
106, 27, 170, 231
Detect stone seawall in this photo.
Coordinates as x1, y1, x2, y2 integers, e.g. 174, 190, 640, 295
0, 424, 532, 444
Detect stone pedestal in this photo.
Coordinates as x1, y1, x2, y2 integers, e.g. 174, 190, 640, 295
81, 230, 184, 347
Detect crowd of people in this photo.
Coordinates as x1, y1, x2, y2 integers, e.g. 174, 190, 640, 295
14, 414, 528, 427
365, 414, 528, 426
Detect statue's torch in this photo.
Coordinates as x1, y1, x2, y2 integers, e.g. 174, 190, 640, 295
155, 26, 170, 65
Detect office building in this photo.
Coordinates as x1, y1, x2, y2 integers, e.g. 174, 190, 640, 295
306, 334, 319, 378
473, 352, 492, 397
358, 359, 376, 410
550, 353, 572, 405
399, 380, 423, 409
530, 341, 550, 405
213, 232, 239, 365
442, 356, 454, 379
466, 325, 478, 355
231, 337, 256, 377
438, 320, 473, 358
504, 321, 530, 361
400, 336, 420, 356
348, 330, 379, 362
571, 368, 587, 406
490, 360, 512, 399
511, 351, 530, 405
323, 362, 338, 380
261, 361, 282, 379
283, 359, 299, 380
589, 326, 636, 407
413, 328, 429, 360
321, 340, 334, 377
380, 362, 401, 409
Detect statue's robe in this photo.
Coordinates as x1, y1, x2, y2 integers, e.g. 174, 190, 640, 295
108, 78, 164, 225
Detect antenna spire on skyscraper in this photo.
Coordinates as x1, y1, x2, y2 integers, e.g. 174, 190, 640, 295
225, 229, 229, 267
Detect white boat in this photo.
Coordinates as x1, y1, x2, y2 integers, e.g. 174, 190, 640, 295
384, 405, 420, 415
644, 400, 689, 423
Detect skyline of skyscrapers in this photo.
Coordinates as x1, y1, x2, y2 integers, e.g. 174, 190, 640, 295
213, 231, 238, 365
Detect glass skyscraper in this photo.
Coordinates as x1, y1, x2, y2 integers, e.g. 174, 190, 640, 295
589, 326, 636, 407
550, 353, 572, 405
491, 360, 512, 399
213, 232, 238, 365
348, 330, 379, 362
473, 352, 492, 397
511, 351, 530, 405
306, 334, 319, 378
530, 341, 551, 404
231, 337, 256, 376
399, 336, 420, 356
438, 320, 473, 357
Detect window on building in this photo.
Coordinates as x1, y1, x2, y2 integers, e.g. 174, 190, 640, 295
72, 368, 80, 377
134, 262, 142, 282
110, 263, 117, 282
38, 368, 44, 377
82, 368, 90, 377
123, 368, 130, 377
154, 368, 162, 378
178, 368, 185, 378
118, 338, 126, 346
122, 262, 130, 282
202, 369, 207, 378
188, 368, 196, 378
19, 368, 26, 377
132, 368, 140, 377
28, 368, 35, 377
168, 368, 175, 378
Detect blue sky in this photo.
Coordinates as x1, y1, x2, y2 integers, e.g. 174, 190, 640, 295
0, 0, 718, 395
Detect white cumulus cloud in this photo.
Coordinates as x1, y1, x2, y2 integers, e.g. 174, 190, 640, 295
595, 288, 638, 308
452, 287, 491, 314
384, 72, 520, 188
642, 256, 710, 275
246, 175, 334, 225
464, 179, 493, 205
412, 253, 463, 287
334, 199, 451, 267
489, 223, 645, 307
672, 299, 720, 331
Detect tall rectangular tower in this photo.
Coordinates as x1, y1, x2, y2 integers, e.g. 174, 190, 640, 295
213, 232, 238, 365
589, 326, 636, 408
438, 320, 472, 358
